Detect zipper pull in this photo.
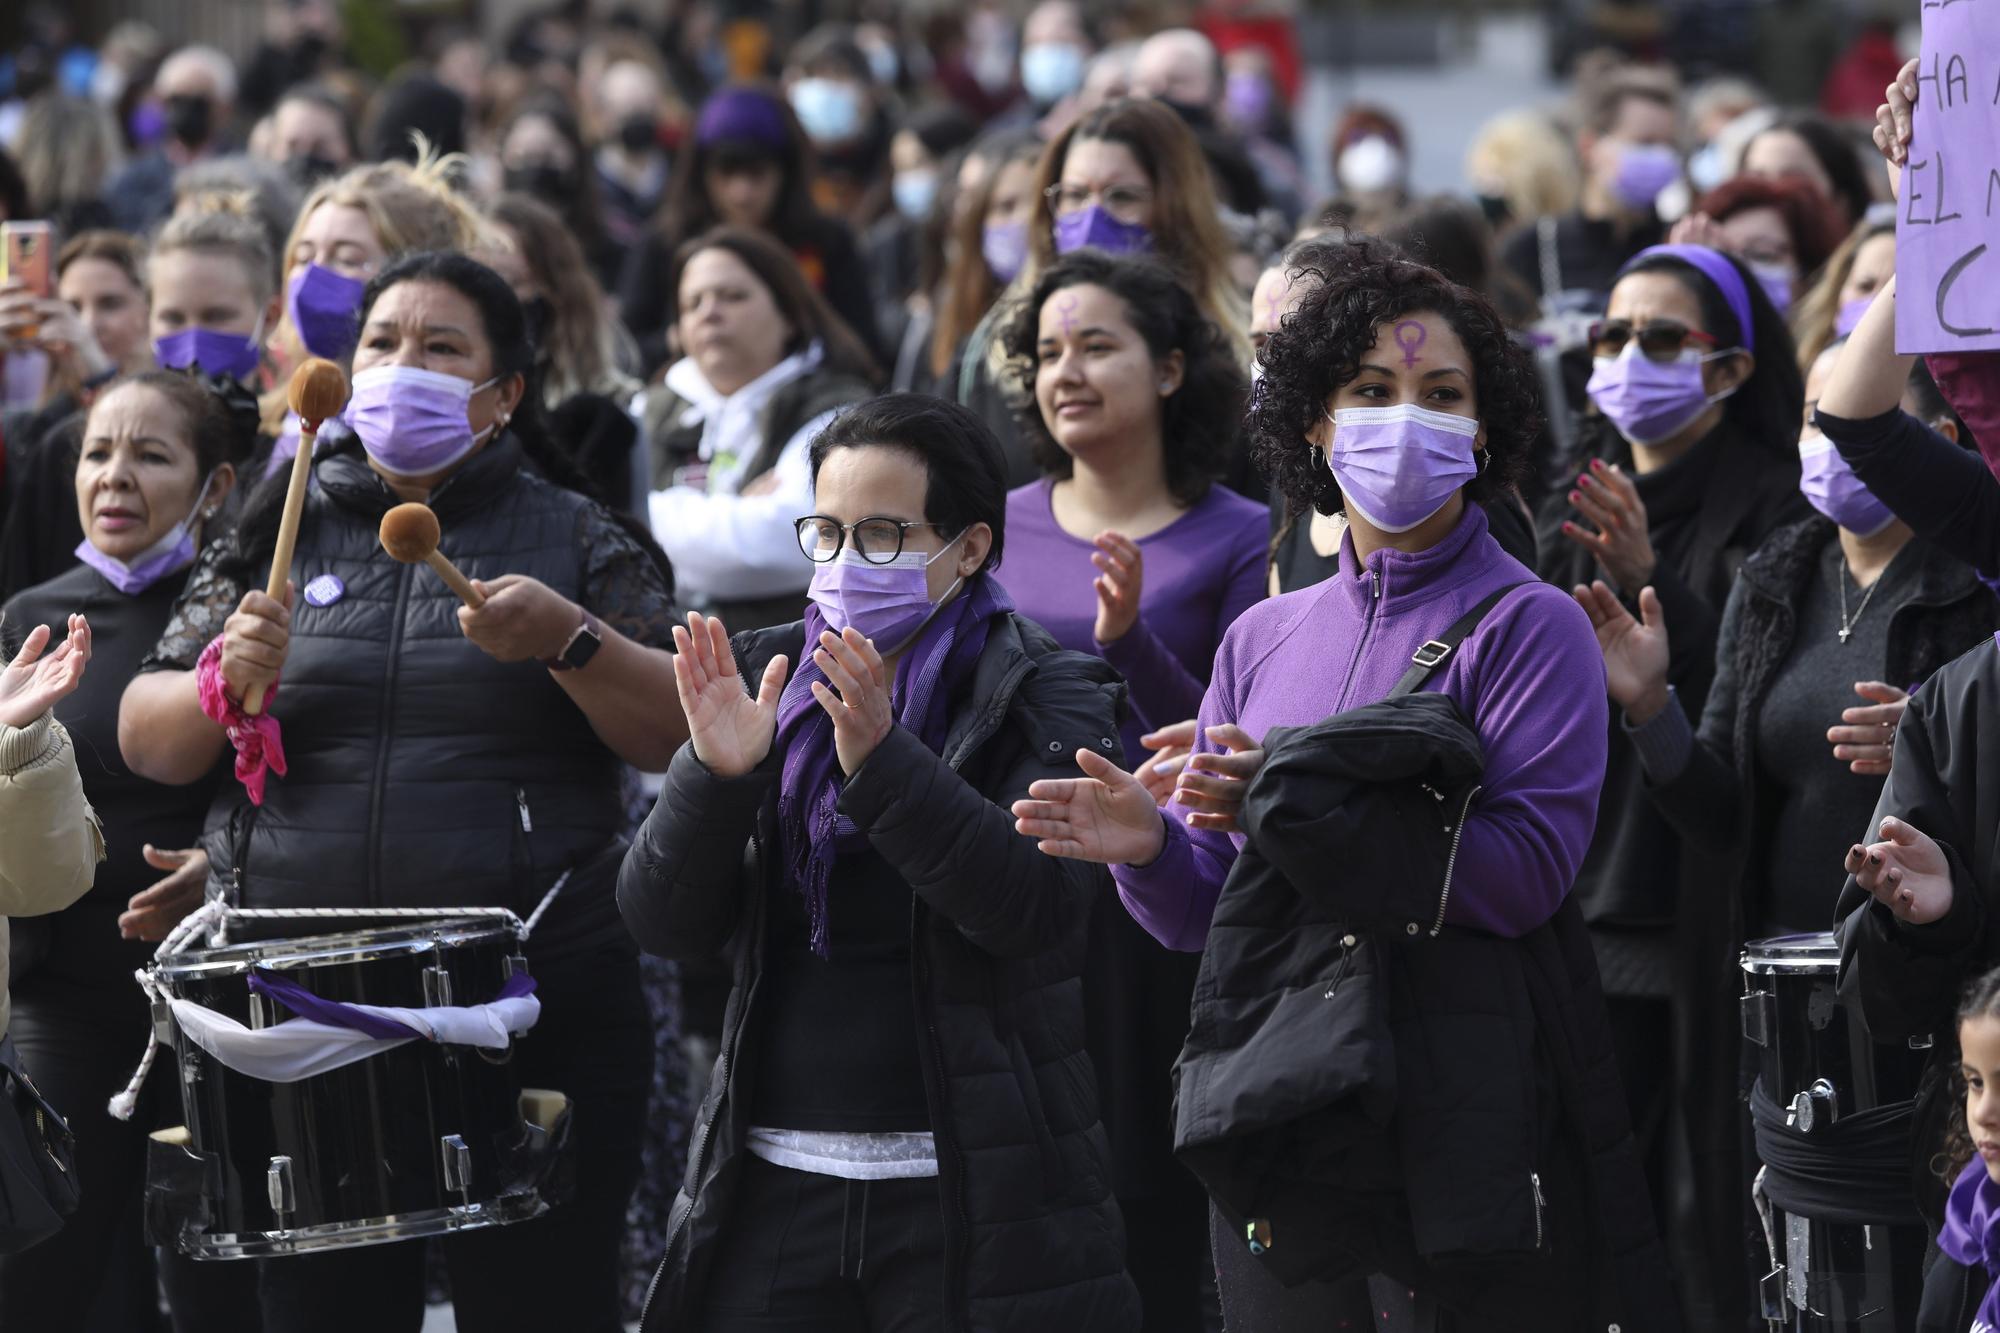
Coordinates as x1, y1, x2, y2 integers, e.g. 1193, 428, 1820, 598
515, 788, 533, 833
1530, 1171, 1547, 1248
1370, 569, 1381, 598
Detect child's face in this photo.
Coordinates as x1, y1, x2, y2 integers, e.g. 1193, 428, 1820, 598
1963, 1014, 2000, 1181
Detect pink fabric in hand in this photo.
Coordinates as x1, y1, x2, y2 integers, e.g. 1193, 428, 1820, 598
197, 634, 286, 805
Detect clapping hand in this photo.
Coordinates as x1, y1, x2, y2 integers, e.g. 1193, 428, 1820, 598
1091, 531, 1143, 645
1013, 749, 1167, 865
810, 626, 893, 776
1845, 816, 1952, 925
1829, 681, 1907, 777
1172, 725, 1267, 834
0, 614, 91, 729
1137, 718, 1197, 806
671, 612, 788, 779
1573, 580, 1671, 724
1560, 460, 1657, 595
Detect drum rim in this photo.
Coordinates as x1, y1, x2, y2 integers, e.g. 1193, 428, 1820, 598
155, 917, 517, 980
171, 1191, 549, 1259
1741, 930, 1840, 976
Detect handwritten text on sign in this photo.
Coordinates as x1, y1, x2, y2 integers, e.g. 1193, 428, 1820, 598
1897, 0, 2000, 354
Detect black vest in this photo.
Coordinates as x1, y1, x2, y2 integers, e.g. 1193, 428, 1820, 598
203, 436, 629, 959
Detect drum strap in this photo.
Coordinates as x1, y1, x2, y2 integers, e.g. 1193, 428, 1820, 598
1749, 1079, 1921, 1226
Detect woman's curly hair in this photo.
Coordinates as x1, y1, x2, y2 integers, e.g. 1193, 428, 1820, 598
1001, 250, 1248, 507
1251, 235, 1541, 520
1938, 963, 2000, 1184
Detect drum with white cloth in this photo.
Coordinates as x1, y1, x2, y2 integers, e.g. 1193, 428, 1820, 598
142, 917, 571, 1259
1742, 932, 1929, 1330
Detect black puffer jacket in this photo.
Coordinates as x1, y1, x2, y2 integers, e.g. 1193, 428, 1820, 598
617, 612, 1141, 1333
1178, 699, 1681, 1330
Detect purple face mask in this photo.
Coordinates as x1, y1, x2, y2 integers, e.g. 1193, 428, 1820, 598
74, 469, 216, 595
1326, 404, 1481, 533
286, 263, 366, 361
1799, 431, 1895, 536
153, 326, 261, 381
807, 538, 964, 652
1835, 295, 1875, 339
1586, 345, 1735, 446
1610, 143, 1680, 212
345, 365, 499, 478
1053, 205, 1151, 257
982, 221, 1029, 284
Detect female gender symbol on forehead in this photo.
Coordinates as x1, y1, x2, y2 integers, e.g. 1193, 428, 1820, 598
1056, 293, 1081, 337
1392, 320, 1428, 368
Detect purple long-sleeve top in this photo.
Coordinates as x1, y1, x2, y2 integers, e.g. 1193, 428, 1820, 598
1112, 503, 1610, 949
1003, 479, 1270, 757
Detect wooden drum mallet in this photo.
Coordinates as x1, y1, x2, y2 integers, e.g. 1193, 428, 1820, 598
244, 358, 350, 716
379, 503, 486, 608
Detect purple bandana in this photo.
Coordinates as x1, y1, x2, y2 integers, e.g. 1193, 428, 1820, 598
696, 87, 790, 150
775, 574, 1013, 956
1622, 244, 1757, 354
1940, 1157, 2000, 1331
247, 967, 538, 1040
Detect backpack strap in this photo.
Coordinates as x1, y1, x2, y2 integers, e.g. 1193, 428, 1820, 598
1388, 584, 1528, 699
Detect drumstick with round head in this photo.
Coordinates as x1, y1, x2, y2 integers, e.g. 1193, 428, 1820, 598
245, 358, 350, 715
380, 503, 487, 608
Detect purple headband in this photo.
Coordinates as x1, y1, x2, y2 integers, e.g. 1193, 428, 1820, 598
1620, 244, 1756, 354
696, 87, 789, 151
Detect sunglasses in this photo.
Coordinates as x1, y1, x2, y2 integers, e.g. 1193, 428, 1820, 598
1587, 319, 1718, 363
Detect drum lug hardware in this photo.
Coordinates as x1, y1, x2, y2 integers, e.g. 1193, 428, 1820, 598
1784, 1213, 1810, 1309
1757, 1266, 1786, 1322
1741, 991, 1775, 1048
1911, 1032, 1935, 1050
505, 953, 529, 979
247, 989, 270, 1031
1790, 1079, 1837, 1132
151, 996, 175, 1046
441, 1135, 473, 1201
424, 965, 453, 1008
267, 1155, 296, 1224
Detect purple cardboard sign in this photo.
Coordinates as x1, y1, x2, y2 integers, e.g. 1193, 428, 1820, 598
1896, 1, 2000, 354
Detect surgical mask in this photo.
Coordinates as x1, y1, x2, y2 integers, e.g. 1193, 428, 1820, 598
982, 220, 1029, 282
285, 262, 366, 361
163, 93, 212, 149
1224, 72, 1273, 130
345, 365, 500, 478
1835, 295, 1874, 339
1021, 43, 1087, 105
1325, 403, 1480, 533
153, 312, 264, 381
863, 42, 901, 88
285, 153, 341, 190
808, 536, 965, 652
1799, 430, 1896, 537
1337, 136, 1404, 194
74, 468, 218, 595
1054, 205, 1151, 256
1749, 260, 1793, 318
789, 78, 864, 144
1687, 142, 1728, 194
1609, 142, 1680, 212
892, 170, 938, 221
1586, 343, 1737, 446
504, 162, 577, 202
616, 114, 658, 153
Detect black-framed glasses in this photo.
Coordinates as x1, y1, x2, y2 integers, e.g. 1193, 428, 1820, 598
1587, 318, 1718, 363
795, 515, 949, 565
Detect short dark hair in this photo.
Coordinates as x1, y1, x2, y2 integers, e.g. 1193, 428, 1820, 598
809, 394, 1009, 570
1001, 250, 1247, 506
86, 371, 256, 477
1251, 235, 1542, 520
1588, 76, 1676, 138
1746, 114, 1873, 227
670, 226, 882, 386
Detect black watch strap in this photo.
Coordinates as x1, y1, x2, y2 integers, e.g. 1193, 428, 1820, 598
544, 612, 603, 672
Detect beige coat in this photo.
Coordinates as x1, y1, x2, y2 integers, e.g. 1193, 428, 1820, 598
0, 711, 105, 1039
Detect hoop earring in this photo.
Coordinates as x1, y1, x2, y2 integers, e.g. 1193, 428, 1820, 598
1475, 449, 1490, 477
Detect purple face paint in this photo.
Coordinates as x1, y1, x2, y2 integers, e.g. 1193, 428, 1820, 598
1056, 293, 1080, 337
1393, 321, 1428, 368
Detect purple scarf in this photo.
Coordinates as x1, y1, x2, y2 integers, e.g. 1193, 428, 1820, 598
1941, 1156, 2000, 1329
775, 574, 1013, 956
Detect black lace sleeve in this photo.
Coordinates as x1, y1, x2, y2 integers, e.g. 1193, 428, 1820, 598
140, 534, 249, 672
574, 503, 679, 651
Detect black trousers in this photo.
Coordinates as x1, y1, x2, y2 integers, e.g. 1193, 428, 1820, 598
697, 1153, 947, 1331
246, 947, 652, 1333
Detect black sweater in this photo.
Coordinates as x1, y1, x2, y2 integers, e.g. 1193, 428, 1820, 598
1818, 404, 2000, 577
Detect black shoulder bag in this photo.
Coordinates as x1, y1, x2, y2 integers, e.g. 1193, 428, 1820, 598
0, 1034, 80, 1252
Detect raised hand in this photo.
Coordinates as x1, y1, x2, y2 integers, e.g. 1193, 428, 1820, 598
0, 614, 91, 728
1829, 681, 1907, 777
809, 626, 892, 776
1845, 815, 1952, 925
671, 612, 787, 779
1173, 724, 1268, 834
220, 583, 292, 703
120, 846, 209, 941
1872, 57, 1919, 200
1573, 580, 1671, 723
1013, 749, 1167, 865
1091, 531, 1144, 645
1138, 718, 1197, 807
1559, 459, 1656, 596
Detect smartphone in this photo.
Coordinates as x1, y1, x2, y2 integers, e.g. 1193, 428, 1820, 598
2, 222, 53, 299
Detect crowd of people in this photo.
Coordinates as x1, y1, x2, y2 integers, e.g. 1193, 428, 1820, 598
0, 2, 1996, 1330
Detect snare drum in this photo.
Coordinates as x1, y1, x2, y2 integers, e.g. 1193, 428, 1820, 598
143, 918, 570, 1259
1741, 933, 1929, 1331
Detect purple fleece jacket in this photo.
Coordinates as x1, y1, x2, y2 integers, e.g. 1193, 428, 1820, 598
1112, 503, 1610, 949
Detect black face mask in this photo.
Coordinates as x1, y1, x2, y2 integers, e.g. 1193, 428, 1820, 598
504, 163, 576, 202
1475, 193, 1510, 229
522, 295, 554, 352
616, 115, 657, 154
285, 153, 341, 189
164, 94, 213, 149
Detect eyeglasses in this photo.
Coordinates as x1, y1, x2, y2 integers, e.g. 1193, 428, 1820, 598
1044, 182, 1153, 223
795, 515, 950, 564
1587, 319, 1718, 363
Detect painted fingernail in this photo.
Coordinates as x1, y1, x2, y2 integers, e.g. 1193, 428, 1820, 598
1578, 475, 1594, 489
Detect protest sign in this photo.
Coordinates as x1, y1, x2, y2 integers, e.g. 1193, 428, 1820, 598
1896, 0, 2000, 354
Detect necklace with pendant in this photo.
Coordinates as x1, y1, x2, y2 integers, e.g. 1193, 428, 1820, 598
1838, 564, 1882, 645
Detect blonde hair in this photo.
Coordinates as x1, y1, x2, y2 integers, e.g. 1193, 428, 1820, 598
1792, 216, 1895, 372
16, 96, 125, 213
1464, 110, 1581, 233
152, 195, 279, 306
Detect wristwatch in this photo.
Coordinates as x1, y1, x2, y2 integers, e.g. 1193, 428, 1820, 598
542, 611, 603, 672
